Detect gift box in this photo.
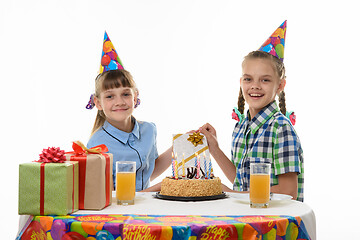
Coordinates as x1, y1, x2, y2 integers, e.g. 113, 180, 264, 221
65, 141, 113, 210
173, 133, 212, 178
19, 161, 79, 215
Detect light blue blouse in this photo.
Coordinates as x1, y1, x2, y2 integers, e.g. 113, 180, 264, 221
87, 119, 159, 191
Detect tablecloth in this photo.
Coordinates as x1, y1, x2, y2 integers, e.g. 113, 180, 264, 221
17, 192, 316, 240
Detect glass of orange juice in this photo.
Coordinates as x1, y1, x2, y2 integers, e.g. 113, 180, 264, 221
250, 163, 271, 208
116, 161, 136, 205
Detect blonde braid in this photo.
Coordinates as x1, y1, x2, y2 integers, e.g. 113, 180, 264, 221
278, 91, 286, 115
237, 87, 245, 114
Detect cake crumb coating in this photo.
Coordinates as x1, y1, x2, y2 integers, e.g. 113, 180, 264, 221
160, 177, 222, 197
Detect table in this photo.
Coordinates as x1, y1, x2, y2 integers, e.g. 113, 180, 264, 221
17, 192, 316, 239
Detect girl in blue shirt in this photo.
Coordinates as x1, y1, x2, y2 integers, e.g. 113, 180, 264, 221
87, 69, 172, 191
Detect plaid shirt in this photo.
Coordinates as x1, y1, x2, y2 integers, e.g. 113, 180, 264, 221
231, 101, 304, 201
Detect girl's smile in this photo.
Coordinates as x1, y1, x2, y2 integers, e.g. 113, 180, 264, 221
248, 92, 265, 99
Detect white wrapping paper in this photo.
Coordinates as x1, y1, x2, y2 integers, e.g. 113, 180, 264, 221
172, 133, 211, 178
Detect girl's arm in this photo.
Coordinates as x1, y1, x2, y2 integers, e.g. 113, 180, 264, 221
270, 172, 298, 200
271, 124, 301, 200
199, 123, 237, 183
140, 182, 162, 192
150, 147, 172, 181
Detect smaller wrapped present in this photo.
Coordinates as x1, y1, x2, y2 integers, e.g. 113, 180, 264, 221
172, 133, 212, 179
19, 147, 79, 215
65, 141, 113, 210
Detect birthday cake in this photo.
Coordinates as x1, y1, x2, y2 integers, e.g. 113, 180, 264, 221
159, 133, 223, 197
160, 177, 222, 197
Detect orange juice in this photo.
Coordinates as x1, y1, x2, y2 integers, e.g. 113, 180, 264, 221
250, 174, 270, 204
116, 172, 136, 201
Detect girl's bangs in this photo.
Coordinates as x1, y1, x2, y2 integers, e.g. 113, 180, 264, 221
101, 70, 134, 91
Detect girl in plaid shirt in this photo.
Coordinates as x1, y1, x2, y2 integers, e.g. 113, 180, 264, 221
200, 21, 304, 201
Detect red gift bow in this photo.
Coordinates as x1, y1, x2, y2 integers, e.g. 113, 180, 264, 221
68, 141, 111, 209
35, 147, 66, 163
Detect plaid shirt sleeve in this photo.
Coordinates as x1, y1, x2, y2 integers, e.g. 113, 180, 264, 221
273, 123, 302, 176
231, 121, 246, 191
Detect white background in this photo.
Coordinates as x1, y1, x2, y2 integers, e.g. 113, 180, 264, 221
1, 0, 359, 239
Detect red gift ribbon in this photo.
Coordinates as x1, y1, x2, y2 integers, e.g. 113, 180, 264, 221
72, 165, 75, 213
67, 141, 111, 209
104, 154, 111, 206
40, 163, 45, 215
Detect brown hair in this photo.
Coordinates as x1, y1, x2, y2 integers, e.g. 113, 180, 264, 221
90, 69, 138, 136
238, 50, 287, 115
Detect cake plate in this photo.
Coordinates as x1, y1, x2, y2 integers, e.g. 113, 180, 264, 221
154, 192, 227, 202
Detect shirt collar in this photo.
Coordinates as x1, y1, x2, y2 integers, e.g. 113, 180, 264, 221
103, 117, 140, 144
247, 101, 279, 134
132, 118, 140, 139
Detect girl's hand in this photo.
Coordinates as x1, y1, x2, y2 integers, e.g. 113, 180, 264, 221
198, 123, 219, 153
199, 123, 216, 136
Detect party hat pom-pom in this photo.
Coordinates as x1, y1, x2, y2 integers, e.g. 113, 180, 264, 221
36, 147, 66, 163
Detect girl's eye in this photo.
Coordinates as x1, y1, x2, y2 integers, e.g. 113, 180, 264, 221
260, 77, 270, 82
122, 91, 133, 97
243, 78, 251, 82
105, 95, 113, 99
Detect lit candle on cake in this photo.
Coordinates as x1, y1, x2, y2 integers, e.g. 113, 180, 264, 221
203, 152, 207, 179
171, 152, 175, 178
195, 152, 200, 179
174, 153, 178, 180
194, 153, 197, 179
208, 157, 212, 179
182, 153, 185, 178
